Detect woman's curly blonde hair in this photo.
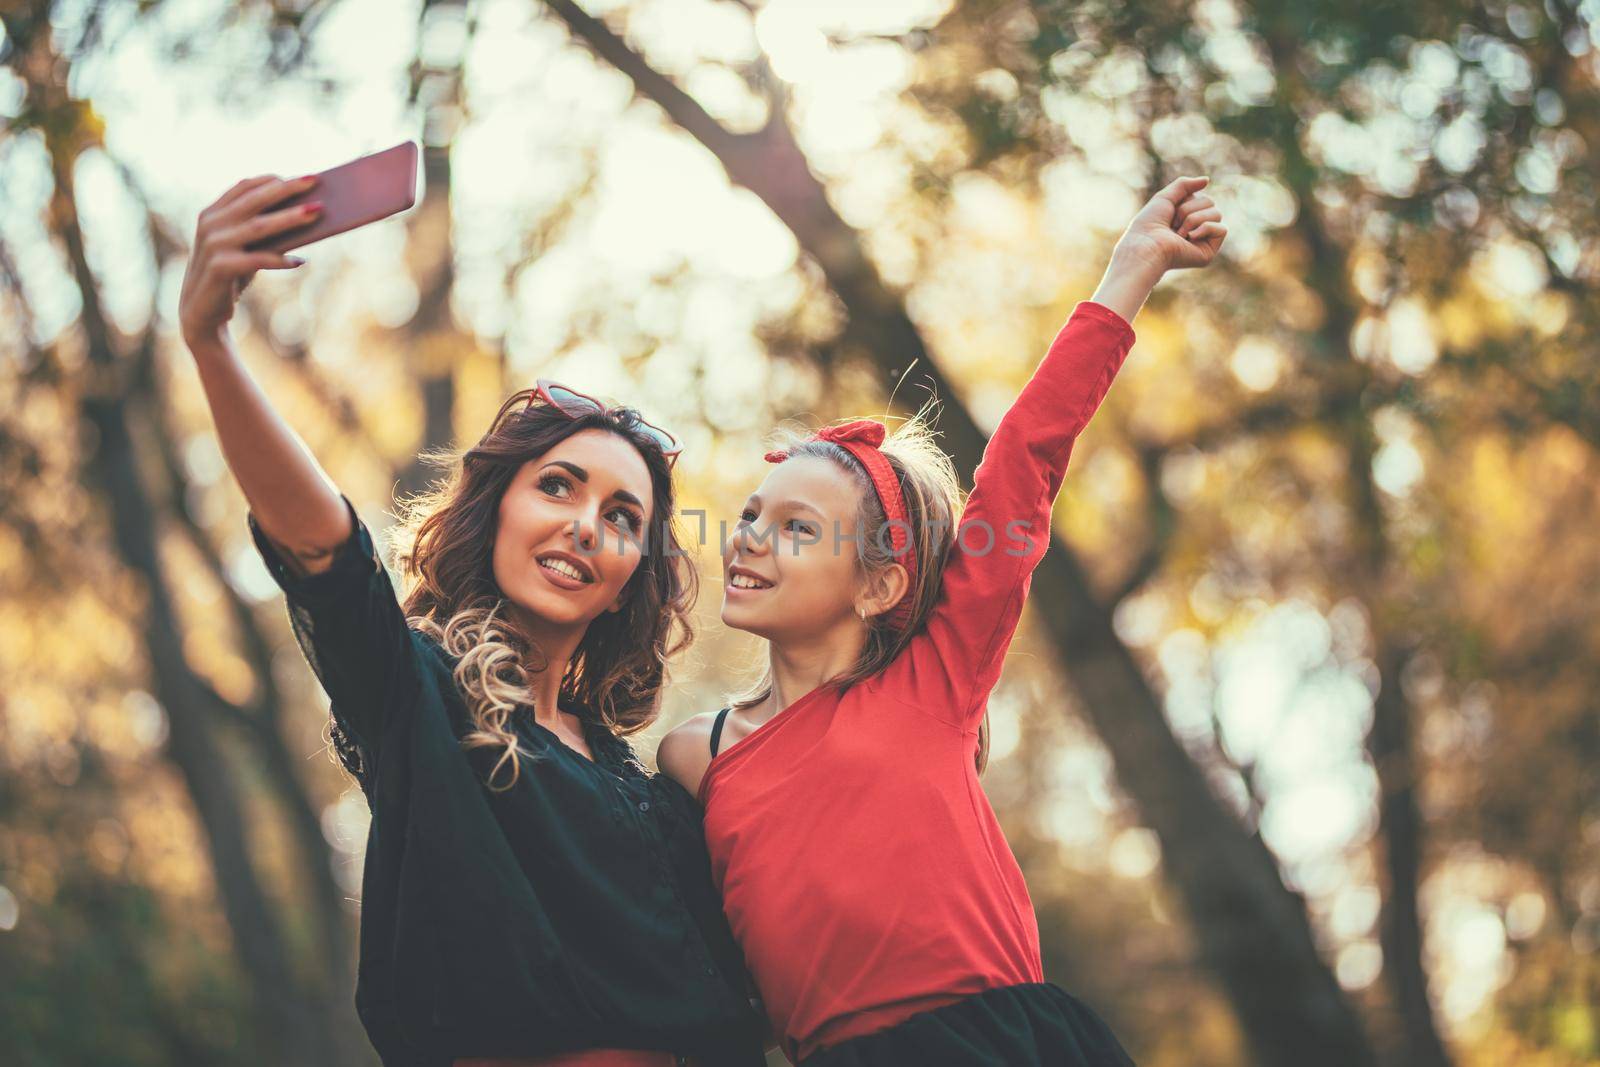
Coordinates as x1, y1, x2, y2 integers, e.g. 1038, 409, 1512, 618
385, 388, 696, 789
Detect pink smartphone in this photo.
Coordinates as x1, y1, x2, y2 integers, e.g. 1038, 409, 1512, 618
247, 141, 420, 254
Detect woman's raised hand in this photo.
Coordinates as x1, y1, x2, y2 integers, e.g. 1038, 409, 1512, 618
1114, 175, 1227, 274
178, 175, 322, 348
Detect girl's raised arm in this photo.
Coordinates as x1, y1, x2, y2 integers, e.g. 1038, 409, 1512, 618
898, 176, 1226, 729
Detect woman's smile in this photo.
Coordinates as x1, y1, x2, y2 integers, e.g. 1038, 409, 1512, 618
536, 550, 595, 590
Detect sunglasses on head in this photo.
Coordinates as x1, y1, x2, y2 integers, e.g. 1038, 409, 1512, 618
529, 378, 683, 467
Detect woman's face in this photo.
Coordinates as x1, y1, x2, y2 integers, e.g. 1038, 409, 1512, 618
493, 428, 655, 634
721, 455, 864, 640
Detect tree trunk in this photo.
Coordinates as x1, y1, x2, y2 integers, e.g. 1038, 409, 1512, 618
140, 351, 359, 1023
396, 15, 469, 498
1258, 16, 1455, 1061
7, 9, 347, 1058
79, 386, 342, 1067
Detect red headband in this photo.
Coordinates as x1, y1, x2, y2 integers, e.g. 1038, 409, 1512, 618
764, 420, 918, 631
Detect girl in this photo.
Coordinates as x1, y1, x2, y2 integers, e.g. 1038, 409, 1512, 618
659, 176, 1226, 1065
178, 174, 766, 1067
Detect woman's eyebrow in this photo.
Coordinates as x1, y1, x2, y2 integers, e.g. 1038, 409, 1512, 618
545, 460, 644, 509
547, 459, 588, 481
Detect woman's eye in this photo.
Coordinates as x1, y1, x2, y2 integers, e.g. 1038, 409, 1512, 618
785, 520, 816, 537
539, 474, 572, 497
608, 508, 641, 533
738, 510, 757, 524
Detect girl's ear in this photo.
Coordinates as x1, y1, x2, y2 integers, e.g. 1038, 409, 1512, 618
856, 562, 911, 622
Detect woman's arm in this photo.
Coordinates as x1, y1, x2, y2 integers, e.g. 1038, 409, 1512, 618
178, 174, 349, 573
896, 176, 1226, 728
179, 175, 421, 768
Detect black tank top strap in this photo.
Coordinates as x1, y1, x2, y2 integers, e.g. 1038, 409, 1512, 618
709, 706, 732, 758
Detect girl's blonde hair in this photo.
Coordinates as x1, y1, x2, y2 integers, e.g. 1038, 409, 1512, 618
730, 403, 992, 773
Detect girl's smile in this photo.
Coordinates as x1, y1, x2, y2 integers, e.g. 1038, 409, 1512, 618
726, 564, 775, 593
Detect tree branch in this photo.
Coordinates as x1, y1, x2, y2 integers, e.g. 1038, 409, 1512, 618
541, 0, 751, 157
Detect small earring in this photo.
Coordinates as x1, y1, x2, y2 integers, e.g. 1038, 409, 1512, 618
857, 606, 867, 621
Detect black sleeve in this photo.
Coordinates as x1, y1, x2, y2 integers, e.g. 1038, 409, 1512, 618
247, 494, 421, 786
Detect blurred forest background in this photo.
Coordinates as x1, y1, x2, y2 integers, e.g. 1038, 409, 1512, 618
1, 0, 1597, 1065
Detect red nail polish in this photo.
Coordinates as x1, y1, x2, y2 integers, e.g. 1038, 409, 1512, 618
303, 201, 323, 214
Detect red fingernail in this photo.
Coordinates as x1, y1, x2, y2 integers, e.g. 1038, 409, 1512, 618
303, 201, 323, 214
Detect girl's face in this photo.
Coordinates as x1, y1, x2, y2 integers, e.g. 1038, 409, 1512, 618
722, 456, 864, 639
493, 429, 655, 634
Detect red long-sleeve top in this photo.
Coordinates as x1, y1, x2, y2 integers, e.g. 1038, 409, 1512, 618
698, 301, 1138, 1063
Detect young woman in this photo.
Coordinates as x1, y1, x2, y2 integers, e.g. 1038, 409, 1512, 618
178, 174, 766, 1067
659, 176, 1226, 1065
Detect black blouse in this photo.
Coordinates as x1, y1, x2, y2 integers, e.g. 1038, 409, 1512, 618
247, 496, 766, 1067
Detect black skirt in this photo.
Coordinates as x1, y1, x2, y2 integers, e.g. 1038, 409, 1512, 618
801, 983, 1137, 1067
